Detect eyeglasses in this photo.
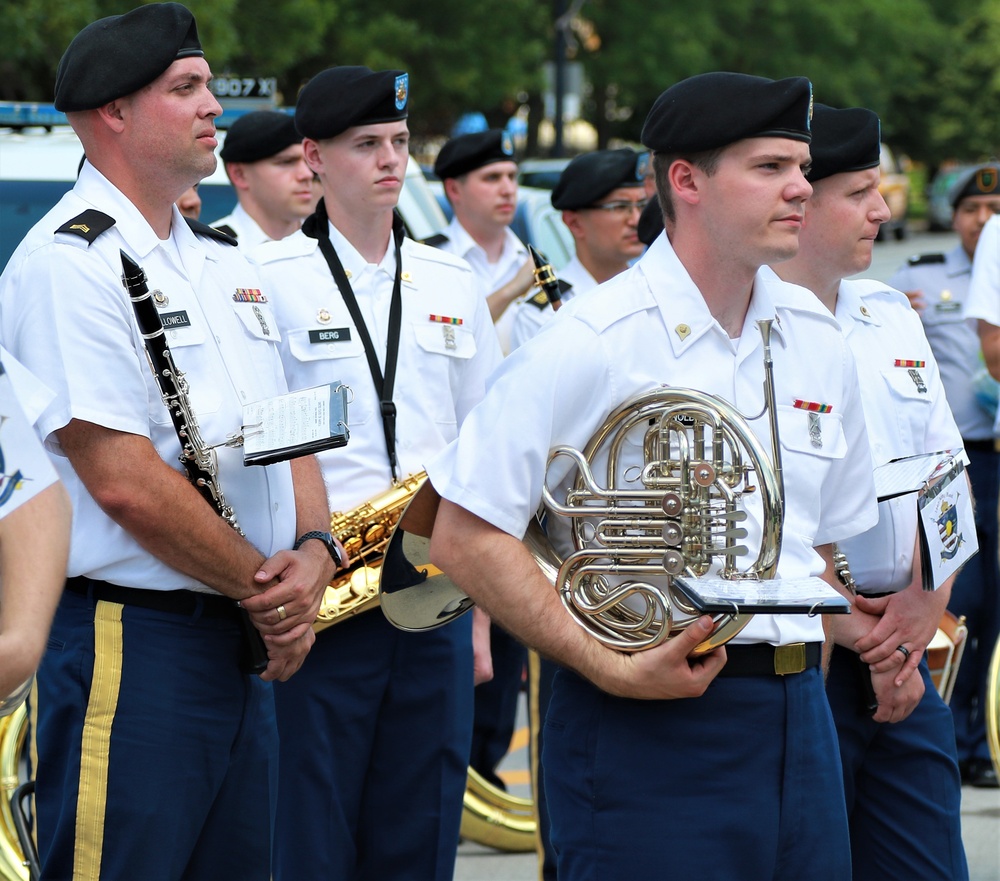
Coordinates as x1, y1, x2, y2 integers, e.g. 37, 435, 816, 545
586, 199, 649, 217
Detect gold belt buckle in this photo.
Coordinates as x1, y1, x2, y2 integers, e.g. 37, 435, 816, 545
774, 642, 807, 675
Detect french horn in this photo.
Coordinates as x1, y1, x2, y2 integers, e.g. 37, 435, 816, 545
987, 634, 1000, 779
379, 319, 785, 656
0, 704, 29, 881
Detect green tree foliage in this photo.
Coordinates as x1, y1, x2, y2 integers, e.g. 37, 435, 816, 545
2, 0, 999, 165
579, 0, 939, 150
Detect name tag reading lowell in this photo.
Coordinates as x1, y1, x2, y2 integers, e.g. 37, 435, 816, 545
160, 310, 191, 329
309, 328, 352, 344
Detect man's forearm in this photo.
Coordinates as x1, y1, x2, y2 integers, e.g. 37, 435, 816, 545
57, 420, 273, 599
290, 455, 332, 536
0, 481, 72, 695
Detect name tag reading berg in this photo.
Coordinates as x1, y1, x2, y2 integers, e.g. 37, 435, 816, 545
241, 382, 350, 466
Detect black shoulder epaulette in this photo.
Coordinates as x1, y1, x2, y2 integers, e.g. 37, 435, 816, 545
212, 223, 238, 240
185, 217, 237, 246
557, 279, 573, 295
907, 253, 946, 266
54, 209, 116, 244
421, 232, 450, 248
527, 291, 550, 309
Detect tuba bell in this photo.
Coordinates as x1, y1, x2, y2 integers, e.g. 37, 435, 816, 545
379, 319, 785, 656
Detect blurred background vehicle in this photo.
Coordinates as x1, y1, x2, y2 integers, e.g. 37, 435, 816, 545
877, 142, 910, 241
925, 163, 975, 232
516, 158, 570, 190
0, 113, 446, 268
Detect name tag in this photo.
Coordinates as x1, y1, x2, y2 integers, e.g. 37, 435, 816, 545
309, 328, 351, 344
934, 301, 961, 314
161, 310, 192, 329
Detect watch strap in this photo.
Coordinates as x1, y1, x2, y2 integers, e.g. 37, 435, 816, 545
293, 530, 342, 567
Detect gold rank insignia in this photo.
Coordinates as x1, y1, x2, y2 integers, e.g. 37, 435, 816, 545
152, 289, 169, 307
401, 271, 412, 282
317, 308, 332, 324
860, 305, 871, 317
941, 289, 952, 301
69, 223, 90, 234
675, 324, 691, 340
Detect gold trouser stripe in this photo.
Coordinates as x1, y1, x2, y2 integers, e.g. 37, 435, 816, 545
73, 601, 123, 881
527, 649, 545, 881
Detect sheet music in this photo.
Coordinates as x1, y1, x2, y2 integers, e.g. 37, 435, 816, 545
241, 383, 349, 465
672, 575, 850, 613
872, 449, 960, 501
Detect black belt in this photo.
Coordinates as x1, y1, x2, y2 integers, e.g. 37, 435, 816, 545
65, 576, 239, 620
962, 438, 996, 453
717, 641, 822, 677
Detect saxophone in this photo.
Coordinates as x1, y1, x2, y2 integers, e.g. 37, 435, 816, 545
313, 472, 426, 631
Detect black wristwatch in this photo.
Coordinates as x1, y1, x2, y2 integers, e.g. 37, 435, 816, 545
293, 530, 342, 567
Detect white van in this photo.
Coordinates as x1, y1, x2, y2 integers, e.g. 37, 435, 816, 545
0, 114, 447, 268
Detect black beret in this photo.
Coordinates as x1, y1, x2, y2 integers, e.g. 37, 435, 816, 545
295, 67, 408, 141
434, 130, 516, 180
551, 149, 643, 210
641, 72, 812, 154
806, 104, 881, 183
637, 194, 664, 246
54, 3, 202, 112
949, 163, 1000, 208
221, 111, 301, 162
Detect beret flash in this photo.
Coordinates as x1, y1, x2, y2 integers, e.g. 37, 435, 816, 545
295, 67, 409, 141
551, 149, 643, 211
806, 104, 881, 183
949, 163, 1000, 208
220, 110, 301, 163
641, 72, 812, 154
54, 3, 203, 112
434, 129, 516, 180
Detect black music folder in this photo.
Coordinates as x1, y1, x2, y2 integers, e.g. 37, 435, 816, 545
240, 382, 350, 466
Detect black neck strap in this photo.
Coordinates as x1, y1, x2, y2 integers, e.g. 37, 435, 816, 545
305, 200, 405, 481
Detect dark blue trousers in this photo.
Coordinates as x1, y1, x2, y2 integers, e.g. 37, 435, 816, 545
826, 647, 968, 881
543, 665, 850, 881
470, 622, 526, 788
34, 587, 277, 881
948, 442, 1000, 764
272, 609, 473, 881
528, 652, 558, 880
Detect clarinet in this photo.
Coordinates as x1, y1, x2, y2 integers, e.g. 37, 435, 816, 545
119, 250, 268, 674
528, 244, 562, 312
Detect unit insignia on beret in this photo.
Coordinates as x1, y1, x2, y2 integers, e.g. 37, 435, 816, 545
395, 74, 409, 111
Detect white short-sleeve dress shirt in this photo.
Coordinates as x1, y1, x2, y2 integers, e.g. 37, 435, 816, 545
429, 234, 879, 646
254, 221, 502, 512
0, 163, 297, 591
